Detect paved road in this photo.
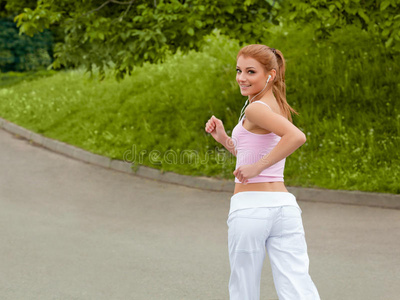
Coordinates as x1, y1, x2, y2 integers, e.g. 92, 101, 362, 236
1, 128, 399, 300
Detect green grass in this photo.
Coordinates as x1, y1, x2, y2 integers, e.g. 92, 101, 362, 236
0, 69, 57, 88
0, 27, 398, 194
281, 24, 400, 193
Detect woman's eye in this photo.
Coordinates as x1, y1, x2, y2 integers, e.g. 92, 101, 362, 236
236, 69, 255, 74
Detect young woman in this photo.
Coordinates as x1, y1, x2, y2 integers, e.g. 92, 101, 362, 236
205, 45, 320, 300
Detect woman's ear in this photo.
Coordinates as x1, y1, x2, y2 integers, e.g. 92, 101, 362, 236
269, 69, 277, 81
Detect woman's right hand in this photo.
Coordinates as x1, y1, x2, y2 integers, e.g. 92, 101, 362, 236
205, 115, 227, 144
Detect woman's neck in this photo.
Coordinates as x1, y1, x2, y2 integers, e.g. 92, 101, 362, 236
250, 89, 275, 103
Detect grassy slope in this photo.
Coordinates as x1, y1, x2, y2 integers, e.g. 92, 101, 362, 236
0, 28, 398, 194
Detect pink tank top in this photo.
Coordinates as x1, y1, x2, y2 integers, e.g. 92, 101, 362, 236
231, 101, 285, 183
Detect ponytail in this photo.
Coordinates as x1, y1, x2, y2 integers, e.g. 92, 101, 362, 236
273, 49, 299, 123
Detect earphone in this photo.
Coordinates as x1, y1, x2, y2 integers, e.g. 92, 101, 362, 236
238, 75, 272, 123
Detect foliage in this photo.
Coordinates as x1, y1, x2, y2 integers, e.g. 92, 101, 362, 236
1, 0, 399, 77
0, 17, 53, 72
0, 0, 36, 18
5, 0, 282, 80
282, 0, 400, 55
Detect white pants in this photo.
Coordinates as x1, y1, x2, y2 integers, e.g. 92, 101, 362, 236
227, 192, 320, 300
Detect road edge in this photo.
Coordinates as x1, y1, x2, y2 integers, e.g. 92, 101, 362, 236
1, 117, 399, 209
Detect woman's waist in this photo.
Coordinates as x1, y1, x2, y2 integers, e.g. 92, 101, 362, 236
234, 181, 288, 195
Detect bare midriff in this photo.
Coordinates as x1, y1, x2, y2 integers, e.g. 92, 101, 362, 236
234, 181, 289, 195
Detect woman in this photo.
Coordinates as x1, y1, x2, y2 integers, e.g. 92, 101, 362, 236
205, 45, 320, 300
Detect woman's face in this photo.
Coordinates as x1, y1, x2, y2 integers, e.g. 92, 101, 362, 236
236, 55, 267, 97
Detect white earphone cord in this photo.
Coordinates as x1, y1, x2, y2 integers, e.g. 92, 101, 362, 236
238, 75, 271, 123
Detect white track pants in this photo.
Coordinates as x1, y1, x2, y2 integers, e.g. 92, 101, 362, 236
227, 192, 320, 300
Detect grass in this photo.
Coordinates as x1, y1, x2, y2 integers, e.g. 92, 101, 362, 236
0, 27, 398, 194
0, 69, 57, 88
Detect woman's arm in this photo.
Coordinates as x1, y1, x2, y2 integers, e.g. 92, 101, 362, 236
205, 115, 237, 157
245, 103, 306, 172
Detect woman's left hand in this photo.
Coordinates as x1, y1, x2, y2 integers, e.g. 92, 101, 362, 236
233, 164, 261, 184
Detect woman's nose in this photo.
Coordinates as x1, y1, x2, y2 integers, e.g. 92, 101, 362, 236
237, 73, 246, 82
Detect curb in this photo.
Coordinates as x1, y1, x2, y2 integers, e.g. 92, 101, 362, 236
1, 117, 399, 209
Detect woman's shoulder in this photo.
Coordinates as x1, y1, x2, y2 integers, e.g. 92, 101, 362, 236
251, 100, 273, 111
247, 100, 284, 118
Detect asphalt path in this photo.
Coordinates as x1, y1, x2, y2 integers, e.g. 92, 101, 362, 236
1, 128, 399, 300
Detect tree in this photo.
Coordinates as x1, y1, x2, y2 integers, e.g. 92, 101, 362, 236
5, 0, 282, 80
4, 0, 398, 80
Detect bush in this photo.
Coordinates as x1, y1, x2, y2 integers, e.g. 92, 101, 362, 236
0, 17, 53, 72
